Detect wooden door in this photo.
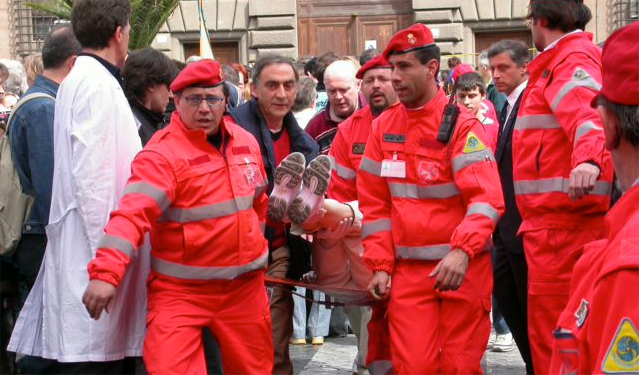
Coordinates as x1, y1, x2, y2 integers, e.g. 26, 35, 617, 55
183, 41, 239, 64
474, 31, 534, 65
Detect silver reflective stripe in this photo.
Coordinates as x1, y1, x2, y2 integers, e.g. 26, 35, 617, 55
151, 250, 268, 280
334, 161, 357, 180
452, 148, 495, 174
255, 185, 266, 197
389, 182, 460, 199
362, 219, 392, 239
360, 157, 383, 177
551, 78, 602, 112
514, 177, 612, 196
123, 182, 171, 211
161, 195, 254, 223
573, 121, 603, 147
368, 360, 393, 375
396, 242, 491, 260
260, 222, 266, 234
633, 178, 639, 188
515, 114, 561, 131
98, 234, 134, 257
466, 203, 500, 224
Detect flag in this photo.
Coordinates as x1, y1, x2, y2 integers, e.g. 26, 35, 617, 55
198, 0, 214, 59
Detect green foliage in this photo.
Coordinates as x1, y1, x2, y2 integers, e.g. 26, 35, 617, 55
26, 0, 181, 50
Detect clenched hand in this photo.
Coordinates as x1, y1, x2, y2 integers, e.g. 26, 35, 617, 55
429, 249, 469, 292
82, 279, 116, 320
569, 162, 600, 200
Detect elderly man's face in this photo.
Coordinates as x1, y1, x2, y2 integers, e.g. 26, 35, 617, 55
176, 86, 226, 136
325, 75, 359, 119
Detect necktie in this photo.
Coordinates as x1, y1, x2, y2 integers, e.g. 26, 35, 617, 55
498, 103, 510, 141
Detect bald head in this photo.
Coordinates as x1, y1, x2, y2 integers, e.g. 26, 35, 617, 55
324, 60, 360, 121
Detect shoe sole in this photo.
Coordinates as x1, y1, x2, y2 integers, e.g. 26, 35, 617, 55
287, 155, 332, 225
492, 345, 515, 352
268, 152, 306, 222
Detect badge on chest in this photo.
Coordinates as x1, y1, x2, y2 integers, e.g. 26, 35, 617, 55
242, 157, 265, 188
381, 152, 406, 178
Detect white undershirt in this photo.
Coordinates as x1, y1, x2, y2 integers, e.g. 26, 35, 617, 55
504, 80, 528, 129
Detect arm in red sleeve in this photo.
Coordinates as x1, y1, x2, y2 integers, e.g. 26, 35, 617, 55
449, 118, 505, 257
87, 150, 177, 287
328, 124, 358, 203
253, 146, 269, 223
357, 118, 395, 274
544, 54, 610, 170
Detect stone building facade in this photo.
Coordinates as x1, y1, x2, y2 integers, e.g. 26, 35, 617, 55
1, 0, 637, 65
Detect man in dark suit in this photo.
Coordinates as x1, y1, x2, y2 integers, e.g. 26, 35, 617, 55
487, 40, 534, 374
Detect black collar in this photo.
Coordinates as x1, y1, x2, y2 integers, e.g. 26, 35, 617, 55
79, 52, 122, 84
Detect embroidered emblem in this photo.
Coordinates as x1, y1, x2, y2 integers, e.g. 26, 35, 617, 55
575, 299, 589, 328
602, 318, 639, 373
462, 131, 486, 154
418, 161, 440, 184
407, 33, 416, 45
352, 143, 366, 155
573, 67, 591, 82
383, 133, 406, 143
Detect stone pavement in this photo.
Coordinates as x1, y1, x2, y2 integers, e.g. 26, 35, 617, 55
291, 331, 526, 375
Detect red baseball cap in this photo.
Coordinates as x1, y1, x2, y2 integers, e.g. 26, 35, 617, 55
591, 21, 639, 107
382, 23, 436, 60
171, 59, 225, 93
451, 63, 476, 83
356, 55, 391, 79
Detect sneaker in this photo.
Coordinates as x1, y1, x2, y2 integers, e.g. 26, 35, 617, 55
268, 152, 306, 222
492, 332, 515, 352
487, 332, 495, 350
287, 155, 332, 225
290, 338, 307, 345
311, 336, 324, 345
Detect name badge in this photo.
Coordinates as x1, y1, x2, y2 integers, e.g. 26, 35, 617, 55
243, 157, 265, 188
380, 152, 406, 178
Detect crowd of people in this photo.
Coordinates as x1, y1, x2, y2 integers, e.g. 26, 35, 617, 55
0, 0, 637, 374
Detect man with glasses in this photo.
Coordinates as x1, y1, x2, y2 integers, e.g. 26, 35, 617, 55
82, 59, 274, 374
514, 1, 614, 373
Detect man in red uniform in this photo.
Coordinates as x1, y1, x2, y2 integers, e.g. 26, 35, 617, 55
82, 59, 274, 375
549, 21, 639, 375
319, 55, 397, 375
358, 23, 504, 374
514, 1, 614, 373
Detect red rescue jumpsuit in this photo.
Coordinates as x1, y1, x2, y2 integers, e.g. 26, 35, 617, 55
87, 113, 273, 375
326, 106, 392, 375
357, 90, 504, 374
549, 181, 639, 374
512, 31, 614, 374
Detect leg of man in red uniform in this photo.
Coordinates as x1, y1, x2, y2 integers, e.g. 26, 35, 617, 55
366, 302, 393, 375
524, 226, 605, 374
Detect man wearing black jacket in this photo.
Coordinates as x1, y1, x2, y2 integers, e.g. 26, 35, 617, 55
229, 55, 319, 375
487, 40, 534, 374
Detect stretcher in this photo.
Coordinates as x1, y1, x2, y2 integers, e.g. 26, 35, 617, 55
265, 276, 378, 307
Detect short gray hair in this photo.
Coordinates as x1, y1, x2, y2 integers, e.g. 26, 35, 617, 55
478, 51, 489, 67
598, 96, 639, 147
486, 40, 530, 67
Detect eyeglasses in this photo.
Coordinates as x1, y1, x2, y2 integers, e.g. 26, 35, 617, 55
182, 96, 225, 108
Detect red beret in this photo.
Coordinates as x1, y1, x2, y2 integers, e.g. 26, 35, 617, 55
451, 63, 476, 83
383, 23, 436, 60
356, 55, 391, 79
170, 59, 225, 93
592, 21, 639, 107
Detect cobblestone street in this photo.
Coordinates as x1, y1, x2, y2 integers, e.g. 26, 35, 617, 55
291, 331, 526, 375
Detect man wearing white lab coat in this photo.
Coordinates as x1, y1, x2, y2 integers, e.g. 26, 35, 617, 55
8, 0, 148, 373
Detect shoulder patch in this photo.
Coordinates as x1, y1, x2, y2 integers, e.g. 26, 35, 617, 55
573, 67, 591, 82
462, 131, 486, 154
352, 143, 366, 155
602, 318, 639, 373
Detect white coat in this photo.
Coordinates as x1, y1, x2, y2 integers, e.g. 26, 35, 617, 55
8, 56, 149, 362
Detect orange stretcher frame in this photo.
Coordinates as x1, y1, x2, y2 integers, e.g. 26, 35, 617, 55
264, 276, 379, 307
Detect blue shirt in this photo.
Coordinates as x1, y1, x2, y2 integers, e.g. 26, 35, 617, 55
8, 75, 58, 234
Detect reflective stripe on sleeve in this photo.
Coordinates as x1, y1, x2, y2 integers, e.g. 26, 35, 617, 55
395, 241, 492, 260
389, 182, 460, 199
465, 202, 500, 224
97, 234, 135, 257
334, 161, 357, 180
359, 157, 383, 176
260, 222, 266, 234
573, 121, 603, 147
367, 360, 393, 375
514, 177, 612, 196
255, 185, 267, 197
161, 195, 254, 223
123, 182, 171, 212
551, 78, 602, 112
151, 250, 268, 280
452, 148, 495, 174
515, 114, 561, 131
362, 218, 392, 239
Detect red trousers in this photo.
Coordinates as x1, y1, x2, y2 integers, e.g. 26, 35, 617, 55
523, 226, 604, 375
143, 271, 273, 375
388, 253, 492, 374
367, 302, 393, 375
